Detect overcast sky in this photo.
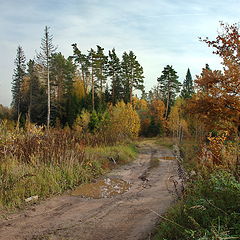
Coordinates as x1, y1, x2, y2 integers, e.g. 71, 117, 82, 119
0, 0, 239, 106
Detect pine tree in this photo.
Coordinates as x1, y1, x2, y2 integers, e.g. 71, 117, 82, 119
121, 51, 144, 103
88, 48, 97, 111
157, 65, 181, 118
71, 43, 90, 95
37, 26, 57, 129
108, 48, 123, 104
50, 53, 76, 123
95, 45, 108, 95
180, 68, 194, 99
11, 46, 26, 120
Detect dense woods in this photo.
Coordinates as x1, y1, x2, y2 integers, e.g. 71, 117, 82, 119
1, 22, 240, 239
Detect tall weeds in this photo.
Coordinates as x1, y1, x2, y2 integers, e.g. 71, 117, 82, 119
0, 122, 137, 208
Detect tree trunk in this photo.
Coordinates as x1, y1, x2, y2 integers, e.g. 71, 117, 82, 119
47, 64, 50, 130
112, 74, 115, 105
91, 61, 95, 111
130, 85, 133, 103
28, 78, 33, 123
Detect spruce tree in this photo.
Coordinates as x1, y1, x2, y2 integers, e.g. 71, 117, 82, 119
11, 46, 26, 120
180, 68, 194, 99
157, 65, 181, 118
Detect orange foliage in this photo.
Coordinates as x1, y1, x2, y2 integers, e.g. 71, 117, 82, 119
188, 23, 240, 134
132, 97, 148, 111
149, 99, 165, 124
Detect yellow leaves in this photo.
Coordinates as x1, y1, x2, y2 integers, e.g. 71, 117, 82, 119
167, 98, 189, 137
73, 109, 91, 133
150, 99, 165, 123
109, 101, 140, 138
203, 131, 229, 165
73, 77, 85, 100
132, 97, 148, 111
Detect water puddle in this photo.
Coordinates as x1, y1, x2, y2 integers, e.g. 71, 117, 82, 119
161, 156, 175, 160
71, 178, 131, 199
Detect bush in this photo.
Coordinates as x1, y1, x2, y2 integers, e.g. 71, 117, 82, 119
106, 101, 140, 141
153, 170, 240, 240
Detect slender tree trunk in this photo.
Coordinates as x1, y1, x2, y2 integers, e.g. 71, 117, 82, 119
82, 69, 87, 96
28, 79, 32, 122
130, 85, 133, 103
165, 77, 170, 119
165, 94, 169, 119
47, 63, 50, 130
91, 61, 95, 111
112, 74, 116, 105
100, 67, 103, 94
17, 97, 20, 123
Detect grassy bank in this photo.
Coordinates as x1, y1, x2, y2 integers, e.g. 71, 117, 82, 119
0, 128, 137, 209
153, 138, 240, 240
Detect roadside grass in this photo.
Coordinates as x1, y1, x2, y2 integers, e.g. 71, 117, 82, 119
155, 137, 176, 149
152, 138, 240, 240
0, 130, 138, 209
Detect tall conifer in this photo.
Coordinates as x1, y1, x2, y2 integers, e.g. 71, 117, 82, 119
11, 45, 26, 120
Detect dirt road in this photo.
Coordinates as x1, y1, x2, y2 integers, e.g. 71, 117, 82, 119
0, 140, 179, 240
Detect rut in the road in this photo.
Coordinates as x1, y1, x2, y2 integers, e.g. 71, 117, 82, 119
0, 140, 179, 240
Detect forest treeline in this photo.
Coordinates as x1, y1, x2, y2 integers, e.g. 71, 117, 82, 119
1, 23, 240, 140
10, 26, 145, 129
1, 25, 197, 138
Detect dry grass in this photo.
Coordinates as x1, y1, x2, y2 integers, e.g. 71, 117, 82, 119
0, 123, 137, 209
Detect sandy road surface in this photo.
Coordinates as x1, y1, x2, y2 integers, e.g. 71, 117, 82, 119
0, 140, 179, 240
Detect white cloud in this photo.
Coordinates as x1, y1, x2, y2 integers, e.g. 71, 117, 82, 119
0, 0, 239, 106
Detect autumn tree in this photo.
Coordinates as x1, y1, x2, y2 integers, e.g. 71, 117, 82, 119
11, 46, 26, 121
168, 98, 188, 141
0, 105, 11, 120
180, 68, 194, 99
108, 101, 140, 139
189, 23, 240, 134
157, 65, 181, 118
148, 99, 165, 136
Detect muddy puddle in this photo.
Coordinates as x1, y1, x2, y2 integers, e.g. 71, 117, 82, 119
71, 178, 131, 199
161, 156, 175, 160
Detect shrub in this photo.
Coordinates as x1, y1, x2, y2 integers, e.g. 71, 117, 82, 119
106, 101, 140, 141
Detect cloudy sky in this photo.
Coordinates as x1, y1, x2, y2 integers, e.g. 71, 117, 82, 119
0, 0, 239, 106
